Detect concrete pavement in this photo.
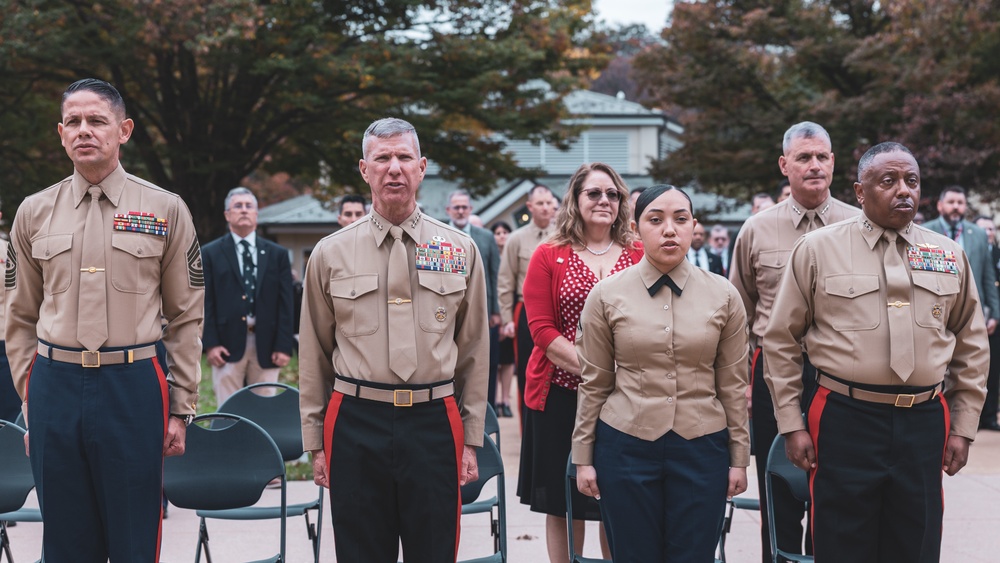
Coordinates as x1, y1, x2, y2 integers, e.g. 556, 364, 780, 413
5, 414, 1000, 562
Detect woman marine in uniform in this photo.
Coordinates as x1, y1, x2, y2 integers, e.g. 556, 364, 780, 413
573, 184, 750, 562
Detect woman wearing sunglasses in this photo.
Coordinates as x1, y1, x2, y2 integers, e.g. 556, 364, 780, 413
573, 185, 750, 561
517, 162, 643, 562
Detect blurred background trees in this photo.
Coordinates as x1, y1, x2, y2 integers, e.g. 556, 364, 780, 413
0, 0, 608, 237
632, 0, 1000, 205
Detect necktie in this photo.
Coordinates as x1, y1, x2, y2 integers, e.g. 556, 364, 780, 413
78, 186, 109, 351
950, 224, 959, 241
648, 274, 682, 297
240, 240, 256, 317
387, 226, 417, 380
883, 231, 914, 380
805, 210, 818, 232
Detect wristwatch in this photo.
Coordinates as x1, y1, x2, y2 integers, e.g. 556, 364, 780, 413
171, 413, 195, 426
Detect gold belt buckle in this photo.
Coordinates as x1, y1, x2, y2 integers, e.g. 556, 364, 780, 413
894, 394, 916, 408
81, 350, 101, 368
393, 389, 413, 407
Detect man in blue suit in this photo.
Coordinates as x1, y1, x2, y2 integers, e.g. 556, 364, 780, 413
202, 187, 295, 405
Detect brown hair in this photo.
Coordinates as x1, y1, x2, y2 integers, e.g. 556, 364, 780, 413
549, 163, 637, 250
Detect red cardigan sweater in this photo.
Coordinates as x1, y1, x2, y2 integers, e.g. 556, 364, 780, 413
522, 242, 644, 411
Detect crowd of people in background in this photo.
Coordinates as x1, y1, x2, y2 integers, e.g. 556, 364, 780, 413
1, 79, 997, 563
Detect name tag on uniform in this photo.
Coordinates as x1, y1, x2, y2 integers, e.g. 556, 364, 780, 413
907, 244, 958, 275
415, 236, 467, 274
114, 211, 169, 236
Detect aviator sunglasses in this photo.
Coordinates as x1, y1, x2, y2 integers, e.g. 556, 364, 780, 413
581, 188, 622, 202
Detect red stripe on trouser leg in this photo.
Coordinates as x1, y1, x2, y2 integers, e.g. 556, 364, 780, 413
806, 385, 829, 552
938, 393, 950, 523
152, 357, 170, 563
444, 396, 465, 562
750, 346, 762, 387
323, 392, 346, 482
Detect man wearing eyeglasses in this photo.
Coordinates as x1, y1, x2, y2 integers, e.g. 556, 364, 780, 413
201, 187, 295, 405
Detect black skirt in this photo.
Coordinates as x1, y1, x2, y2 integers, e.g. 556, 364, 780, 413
516, 384, 602, 520
498, 337, 515, 365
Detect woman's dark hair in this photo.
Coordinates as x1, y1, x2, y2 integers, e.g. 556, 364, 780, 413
634, 184, 693, 223
491, 221, 513, 235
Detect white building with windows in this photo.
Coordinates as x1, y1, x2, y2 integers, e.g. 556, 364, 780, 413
259, 90, 748, 274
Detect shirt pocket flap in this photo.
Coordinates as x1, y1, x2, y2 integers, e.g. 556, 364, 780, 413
912, 271, 960, 296
111, 233, 164, 258
329, 274, 379, 299
759, 249, 791, 269
31, 233, 73, 261
826, 274, 880, 298
418, 271, 467, 295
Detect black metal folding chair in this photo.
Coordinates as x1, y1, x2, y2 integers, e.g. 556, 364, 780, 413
716, 495, 760, 562
564, 457, 611, 563
766, 434, 814, 563
0, 418, 42, 563
458, 432, 507, 562
211, 383, 323, 562
163, 413, 286, 563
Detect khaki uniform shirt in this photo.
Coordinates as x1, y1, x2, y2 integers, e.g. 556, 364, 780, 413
572, 258, 750, 467
298, 209, 490, 451
730, 196, 859, 344
497, 221, 551, 324
763, 213, 989, 439
4, 165, 204, 415
0, 238, 7, 342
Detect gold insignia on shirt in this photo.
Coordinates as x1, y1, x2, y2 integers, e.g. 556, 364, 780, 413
916, 243, 940, 249
862, 220, 873, 232
435, 306, 447, 322
932, 304, 943, 319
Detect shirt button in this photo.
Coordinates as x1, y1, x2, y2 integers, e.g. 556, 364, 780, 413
137, 248, 143, 255
667, 372, 675, 379
667, 396, 674, 404
664, 327, 670, 332
350, 290, 356, 296
663, 305, 669, 310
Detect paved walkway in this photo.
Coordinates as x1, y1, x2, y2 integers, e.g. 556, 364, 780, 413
6, 414, 1000, 561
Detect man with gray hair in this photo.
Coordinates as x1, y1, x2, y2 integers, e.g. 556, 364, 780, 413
298, 117, 489, 562
201, 186, 295, 405
729, 121, 859, 562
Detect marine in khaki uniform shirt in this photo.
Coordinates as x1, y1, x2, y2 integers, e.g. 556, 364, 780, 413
764, 142, 988, 563
728, 121, 858, 563
572, 185, 749, 561
4, 78, 204, 563
298, 117, 489, 563
1, 226, 20, 424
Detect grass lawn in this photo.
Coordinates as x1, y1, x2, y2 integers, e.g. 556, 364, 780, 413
196, 352, 313, 481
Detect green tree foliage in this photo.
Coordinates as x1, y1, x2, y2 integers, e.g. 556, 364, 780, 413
635, 0, 1000, 206
0, 0, 606, 238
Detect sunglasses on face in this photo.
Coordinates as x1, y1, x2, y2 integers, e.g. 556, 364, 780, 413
581, 189, 621, 202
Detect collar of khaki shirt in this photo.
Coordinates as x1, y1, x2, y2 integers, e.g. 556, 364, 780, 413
856, 211, 917, 249
637, 254, 694, 293
72, 164, 127, 208
369, 207, 423, 247
787, 194, 835, 230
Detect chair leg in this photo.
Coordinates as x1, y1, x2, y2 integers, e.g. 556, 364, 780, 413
1, 522, 13, 563
196, 517, 213, 563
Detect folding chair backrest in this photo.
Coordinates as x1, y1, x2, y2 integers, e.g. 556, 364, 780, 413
164, 413, 284, 511
484, 404, 500, 441
0, 420, 34, 514
217, 383, 303, 462
766, 435, 811, 503
461, 434, 503, 505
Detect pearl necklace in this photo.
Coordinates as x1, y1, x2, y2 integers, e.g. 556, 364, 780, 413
585, 241, 615, 256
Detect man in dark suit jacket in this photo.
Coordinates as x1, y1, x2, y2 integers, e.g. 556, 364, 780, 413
688, 222, 725, 276
202, 187, 295, 405
445, 190, 501, 406
977, 215, 1000, 430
